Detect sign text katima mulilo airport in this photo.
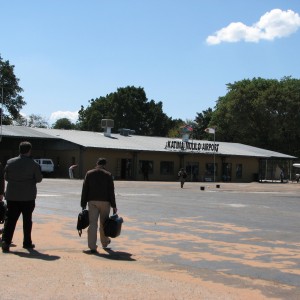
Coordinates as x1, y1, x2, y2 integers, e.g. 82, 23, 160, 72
165, 141, 219, 152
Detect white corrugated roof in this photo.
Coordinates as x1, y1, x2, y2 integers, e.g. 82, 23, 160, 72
1, 125, 295, 159
1, 125, 55, 139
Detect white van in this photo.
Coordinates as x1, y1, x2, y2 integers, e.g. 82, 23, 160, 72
34, 158, 55, 174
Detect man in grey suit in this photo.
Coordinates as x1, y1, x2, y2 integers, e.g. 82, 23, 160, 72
1, 141, 43, 253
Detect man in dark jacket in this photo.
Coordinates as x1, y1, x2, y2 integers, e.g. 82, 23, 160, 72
178, 168, 187, 188
81, 158, 117, 253
0, 162, 4, 200
1, 141, 43, 253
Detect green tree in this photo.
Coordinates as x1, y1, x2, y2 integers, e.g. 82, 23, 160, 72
210, 77, 300, 156
77, 96, 108, 131
193, 108, 213, 140
14, 115, 28, 126
144, 100, 177, 136
78, 86, 173, 136
28, 114, 49, 128
106, 86, 149, 133
167, 118, 184, 138
0, 55, 26, 124
52, 118, 76, 129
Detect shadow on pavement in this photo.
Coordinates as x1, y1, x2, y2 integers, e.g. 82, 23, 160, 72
83, 248, 136, 261
11, 249, 61, 261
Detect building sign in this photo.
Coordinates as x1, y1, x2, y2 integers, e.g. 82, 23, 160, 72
165, 140, 219, 152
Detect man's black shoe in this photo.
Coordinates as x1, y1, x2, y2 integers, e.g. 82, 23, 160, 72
23, 243, 35, 249
1, 241, 10, 253
102, 238, 111, 249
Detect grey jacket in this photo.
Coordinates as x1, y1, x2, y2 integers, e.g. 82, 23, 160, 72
4, 155, 43, 201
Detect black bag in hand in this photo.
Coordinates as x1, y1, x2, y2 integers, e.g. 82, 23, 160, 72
77, 209, 89, 237
104, 214, 123, 238
0, 201, 7, 224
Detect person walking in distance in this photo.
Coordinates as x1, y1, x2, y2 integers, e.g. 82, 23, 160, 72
178, 168, 187, 188
1, 141, 43, 253
69, 164, 78, 179
81, 158, 117, 253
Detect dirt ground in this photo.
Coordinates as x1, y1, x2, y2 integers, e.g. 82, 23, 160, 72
1, 181, 300, 299
0, 218, 276, 300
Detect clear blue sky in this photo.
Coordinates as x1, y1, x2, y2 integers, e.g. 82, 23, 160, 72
1, 0, 300, 125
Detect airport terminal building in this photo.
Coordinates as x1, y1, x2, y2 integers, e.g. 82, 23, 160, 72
0, 125, 296, 182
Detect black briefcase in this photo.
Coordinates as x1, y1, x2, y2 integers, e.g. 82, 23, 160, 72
104, 214, 124, 238
77, 209, 89, 237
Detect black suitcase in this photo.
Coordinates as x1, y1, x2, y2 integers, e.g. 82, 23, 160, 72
104, 214, 123, 238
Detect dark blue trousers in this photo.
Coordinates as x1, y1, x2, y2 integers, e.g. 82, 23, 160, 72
2, 200, 35, 246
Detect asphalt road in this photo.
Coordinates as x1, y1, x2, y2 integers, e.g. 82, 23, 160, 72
2, 179, 300, 299
35, 180, 300, 294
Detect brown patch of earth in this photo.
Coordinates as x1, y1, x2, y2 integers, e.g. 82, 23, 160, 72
1, 212, 298, 300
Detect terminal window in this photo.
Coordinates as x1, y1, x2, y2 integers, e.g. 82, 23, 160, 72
160, 161, 174, 175
139, 160, 153, 174
205, 163, 218, 176
236, 164, 243, 178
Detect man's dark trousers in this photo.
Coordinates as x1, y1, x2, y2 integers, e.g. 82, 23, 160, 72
3, 200, 35, 246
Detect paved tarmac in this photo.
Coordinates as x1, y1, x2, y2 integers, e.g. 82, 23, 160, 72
1, 179, 300, 299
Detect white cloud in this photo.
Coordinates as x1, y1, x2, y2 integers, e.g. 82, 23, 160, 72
206, 9, 300, 45
49, 111, 78, 123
